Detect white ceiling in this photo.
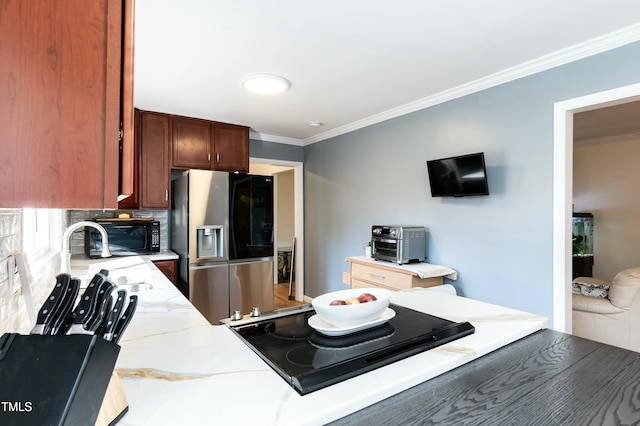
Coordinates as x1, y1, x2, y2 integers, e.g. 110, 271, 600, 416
133, 0, 640, 146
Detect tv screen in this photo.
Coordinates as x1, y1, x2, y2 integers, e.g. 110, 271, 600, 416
426, 152, 489, 197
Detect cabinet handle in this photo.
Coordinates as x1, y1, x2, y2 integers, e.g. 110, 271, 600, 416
165, 190, 168, 201
369, 273, 385, 280
216, 152, 220, 163
208, 152, 211, 162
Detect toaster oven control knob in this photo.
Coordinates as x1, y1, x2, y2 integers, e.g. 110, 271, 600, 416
372, 227, 381, 235
250, 307, 261, 317
390, 228, 397, 237
231, 311, 243, 321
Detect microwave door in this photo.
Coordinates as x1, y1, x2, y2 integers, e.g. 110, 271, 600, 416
108, 225, 139, 254
114, 225, 151, 255
87, 224, 148, 257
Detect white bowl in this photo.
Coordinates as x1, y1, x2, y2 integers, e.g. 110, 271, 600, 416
312, 288, 392, 328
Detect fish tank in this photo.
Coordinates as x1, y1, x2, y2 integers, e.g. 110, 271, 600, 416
572, 212, 594, 278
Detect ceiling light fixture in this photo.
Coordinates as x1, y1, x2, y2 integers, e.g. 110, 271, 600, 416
243, 73, 290, 95
309, 121, 324, 128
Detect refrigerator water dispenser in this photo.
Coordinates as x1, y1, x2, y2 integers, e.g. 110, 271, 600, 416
197, 225, 224, 259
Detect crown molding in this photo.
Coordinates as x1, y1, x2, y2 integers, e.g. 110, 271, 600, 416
249, 131, 304, 146
302, 23, 640, 146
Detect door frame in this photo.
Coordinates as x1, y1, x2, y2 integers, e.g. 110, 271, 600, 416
250, 158, 305, 301
552, 82, 640, 332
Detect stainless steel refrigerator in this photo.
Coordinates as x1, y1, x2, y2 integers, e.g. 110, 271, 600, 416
171, 170, 274, 324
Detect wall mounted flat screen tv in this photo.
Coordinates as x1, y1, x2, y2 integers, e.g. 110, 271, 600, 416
426, 152, 489, 197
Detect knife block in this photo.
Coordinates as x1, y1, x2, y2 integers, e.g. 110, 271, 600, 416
95, 371, 128, 426
0, 333, 121, 426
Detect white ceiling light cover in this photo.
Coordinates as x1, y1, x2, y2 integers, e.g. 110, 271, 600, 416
243, 74, 290, 95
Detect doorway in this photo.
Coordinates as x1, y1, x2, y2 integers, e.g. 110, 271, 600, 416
552, 82, 640, 333
249, 158, 305, 306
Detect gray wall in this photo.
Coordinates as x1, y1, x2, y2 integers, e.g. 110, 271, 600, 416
303, 41, 640, 323
250, 139, 304, 162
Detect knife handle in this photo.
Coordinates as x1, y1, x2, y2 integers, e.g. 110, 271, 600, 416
71, 273, 106, 327
94, 292, 114, 337
101, 289, 127, 340
84, 281, 115, 333
113, 295, 138, 343
32, 274, 70, 335
49, 278, 80, 335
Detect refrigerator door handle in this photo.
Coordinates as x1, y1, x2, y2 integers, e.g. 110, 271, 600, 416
229, 257, 274, 265
189, 263, 227, 270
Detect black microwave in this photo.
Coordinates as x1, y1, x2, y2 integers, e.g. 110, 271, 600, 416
84, 219, 161, 257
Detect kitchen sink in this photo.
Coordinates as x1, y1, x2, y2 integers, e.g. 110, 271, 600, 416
112, 274, 153, 292
118, 282, 153, 293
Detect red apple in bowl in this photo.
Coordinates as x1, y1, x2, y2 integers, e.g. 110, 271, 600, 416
357, 293, 377, 303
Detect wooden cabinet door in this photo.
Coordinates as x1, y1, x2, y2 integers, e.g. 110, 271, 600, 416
116, 108, 141, 210
0, 0, 131, 208
140, 112, 170, 209
119, 0, 136, 200
212, 123, 250, 173
171, 117, 212, 169
154, 260, 178, 285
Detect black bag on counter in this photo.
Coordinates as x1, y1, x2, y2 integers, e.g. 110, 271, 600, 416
0, 333, 120, 426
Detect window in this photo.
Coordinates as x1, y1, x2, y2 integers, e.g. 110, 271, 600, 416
22, 208, 63, 261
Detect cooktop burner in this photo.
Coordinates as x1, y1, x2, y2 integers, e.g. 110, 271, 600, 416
229, 303, 475, 395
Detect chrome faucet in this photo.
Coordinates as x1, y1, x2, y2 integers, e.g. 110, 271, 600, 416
61, 221, 112, 273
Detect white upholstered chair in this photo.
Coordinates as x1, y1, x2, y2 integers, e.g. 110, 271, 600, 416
572, 267, 640, 353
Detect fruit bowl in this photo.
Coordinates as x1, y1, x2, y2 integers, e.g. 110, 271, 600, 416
311, 288, 392, 328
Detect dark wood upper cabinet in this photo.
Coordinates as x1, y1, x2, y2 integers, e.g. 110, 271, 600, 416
116, 109, 141, 210
118, 111, 250, 209
120, 0, 136, 200
140, 112, 170, 209
171, 117, 213, 170
213, 123, 250, 173
0, 0, 135, 208
170, 115, 250, 173
118, 110, 170, 209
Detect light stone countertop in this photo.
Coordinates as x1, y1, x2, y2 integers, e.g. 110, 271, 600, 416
70, 256, 548, 426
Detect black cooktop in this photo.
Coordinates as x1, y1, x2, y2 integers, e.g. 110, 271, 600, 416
229, 303, 475, 395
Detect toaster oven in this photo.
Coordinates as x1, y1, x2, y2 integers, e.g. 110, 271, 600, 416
371, 225, 427, 264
